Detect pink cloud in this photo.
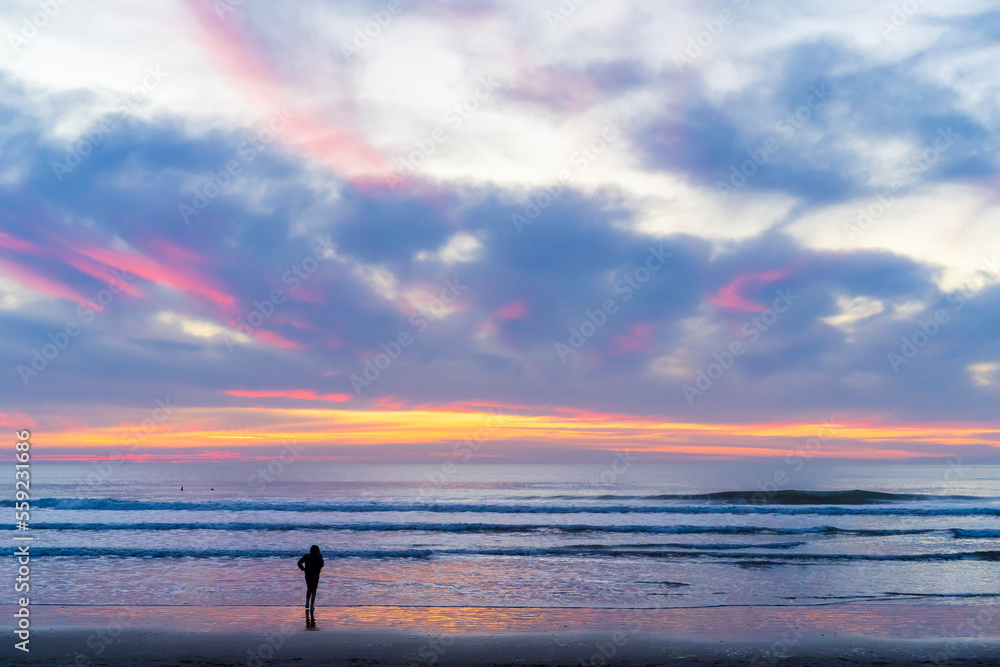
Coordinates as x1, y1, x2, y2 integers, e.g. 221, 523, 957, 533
0, 232, 42, 254
495, 298, 528, 320
709, 269, 787, 312
0, 256, 92, 305
60, 254, 144, 298
613, 323, 654, 355
184, 0, 391, 185
1, 231, 143, 298
0, 411, 37, 429
287, 285, 323, 304
251, 329, 305, 350
227, 389, 350, 402
77, 245, 236, 307
143, 237, 208, 266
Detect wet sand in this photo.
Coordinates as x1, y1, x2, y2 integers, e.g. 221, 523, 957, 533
4, 604, 1000, 666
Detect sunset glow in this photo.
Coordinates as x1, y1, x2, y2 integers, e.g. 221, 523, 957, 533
29, 404, 1000, 462
1, 0, 997, 463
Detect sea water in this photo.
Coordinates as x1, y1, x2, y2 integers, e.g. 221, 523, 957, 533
5, 461, 1000, 609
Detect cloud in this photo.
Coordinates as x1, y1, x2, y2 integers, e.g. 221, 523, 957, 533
1, 0, 999, 458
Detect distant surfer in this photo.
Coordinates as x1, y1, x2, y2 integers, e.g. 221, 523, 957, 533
297, 545, 324, 609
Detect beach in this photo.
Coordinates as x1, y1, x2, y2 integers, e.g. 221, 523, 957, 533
5, 603, 1000, 666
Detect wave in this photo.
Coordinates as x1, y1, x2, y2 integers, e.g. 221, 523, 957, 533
30, 545, 1000, 562
951, 529, 1000, 539
543, 541, 808, 550
16, 497, 1000, 516
24, 521, 942, 537
520, 490, 992, 504
881, 591, 1000, 598
792, 592, 1000, 602
650, 490, 987, 504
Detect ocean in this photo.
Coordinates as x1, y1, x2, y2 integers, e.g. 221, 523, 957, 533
7, 461, 1000, 609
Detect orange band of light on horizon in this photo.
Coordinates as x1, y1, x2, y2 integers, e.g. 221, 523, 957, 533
28, 405, 1000, 459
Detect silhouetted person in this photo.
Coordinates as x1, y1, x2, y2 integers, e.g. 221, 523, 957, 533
297, 545, 324, 609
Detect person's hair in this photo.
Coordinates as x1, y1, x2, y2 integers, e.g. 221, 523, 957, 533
310, 544, 320, 554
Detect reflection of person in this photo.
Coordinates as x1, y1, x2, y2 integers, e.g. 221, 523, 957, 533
297, 545, 324, 609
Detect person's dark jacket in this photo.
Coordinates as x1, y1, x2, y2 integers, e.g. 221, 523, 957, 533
298, 552, 324, 579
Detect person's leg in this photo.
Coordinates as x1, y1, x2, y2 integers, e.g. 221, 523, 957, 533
307, 582, 317, 608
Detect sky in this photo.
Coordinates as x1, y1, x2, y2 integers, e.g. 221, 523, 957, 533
1, 0, 998, 463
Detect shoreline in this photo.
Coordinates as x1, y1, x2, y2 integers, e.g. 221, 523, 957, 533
9, 602, 1000, 636
4, 604, 1000, 666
